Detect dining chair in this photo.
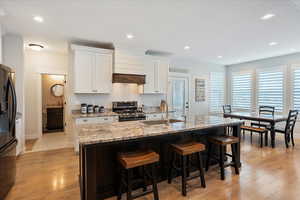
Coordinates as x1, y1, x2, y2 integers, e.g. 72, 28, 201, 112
273, 110, 298, 148
222, 105, 232, 114
251, 106, 275, 128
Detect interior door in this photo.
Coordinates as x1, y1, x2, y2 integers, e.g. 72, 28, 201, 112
168, 76, 189, 116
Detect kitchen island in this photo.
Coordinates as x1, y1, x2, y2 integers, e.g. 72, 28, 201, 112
78, 115, 243, 200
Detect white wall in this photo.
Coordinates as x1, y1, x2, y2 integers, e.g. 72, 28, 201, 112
24, 50, 68, 139
70, 85, 164, 110
0, 24, 3, 64
171, 60, 225, 115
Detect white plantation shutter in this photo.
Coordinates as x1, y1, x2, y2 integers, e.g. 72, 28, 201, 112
258, 69, 283, 112
232, 72, 252, 110
209, 72, 225, 113
293, 68, 300, 110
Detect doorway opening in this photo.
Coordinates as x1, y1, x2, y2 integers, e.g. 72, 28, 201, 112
168, 73, 190, 117
41, 74, 65, 134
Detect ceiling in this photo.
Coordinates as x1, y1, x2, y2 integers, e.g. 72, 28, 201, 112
0, 0, 300, 65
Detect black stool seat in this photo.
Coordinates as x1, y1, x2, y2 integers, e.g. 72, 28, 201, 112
117, 150, 159, 200
168, 141, 206, 196
206, 135, 240, 180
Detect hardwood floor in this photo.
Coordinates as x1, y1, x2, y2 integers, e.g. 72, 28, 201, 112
5, 134, 300, 200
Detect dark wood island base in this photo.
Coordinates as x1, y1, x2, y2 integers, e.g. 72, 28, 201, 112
78, 117, 242, 200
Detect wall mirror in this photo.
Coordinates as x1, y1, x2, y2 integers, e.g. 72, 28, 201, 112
50, 84, 64, 97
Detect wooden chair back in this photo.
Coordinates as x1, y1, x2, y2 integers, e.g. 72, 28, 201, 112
223, 105, 232, 114
259, 105, 275, 116
285, 110, 298, 134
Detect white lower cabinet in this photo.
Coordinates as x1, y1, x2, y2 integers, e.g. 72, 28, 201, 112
145, 113, 165, 120
74, 116, 118, 152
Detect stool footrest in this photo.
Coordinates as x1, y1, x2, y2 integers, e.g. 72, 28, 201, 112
186, 173, 201, 181
132, 189, 154, 199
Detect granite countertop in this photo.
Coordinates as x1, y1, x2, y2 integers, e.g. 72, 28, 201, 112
72, 110, 118, 119
77, 115, 243, 145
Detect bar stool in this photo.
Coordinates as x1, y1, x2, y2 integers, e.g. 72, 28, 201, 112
117, 150, 160, 200
205, 135, 239, 180
168, 142, 206, 196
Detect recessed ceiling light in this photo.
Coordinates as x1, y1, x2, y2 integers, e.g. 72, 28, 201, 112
28, 43, 44, 51
126, 34, 134, 39
269, 42, 278, 46
261, 13, 275, 20
218, 56, 223, 59
33, 16, 44, 23
184, 46, 190, 50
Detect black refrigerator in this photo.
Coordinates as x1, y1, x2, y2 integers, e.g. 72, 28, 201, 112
0, 64, 17, 200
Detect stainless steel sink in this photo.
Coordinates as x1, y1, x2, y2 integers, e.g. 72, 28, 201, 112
142, 119, 184, 125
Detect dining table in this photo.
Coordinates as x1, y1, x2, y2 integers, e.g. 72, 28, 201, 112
224, 112, 288, 148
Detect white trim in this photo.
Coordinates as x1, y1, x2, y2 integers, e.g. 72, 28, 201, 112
38, 73, 67, 138
70, 44, 113, 54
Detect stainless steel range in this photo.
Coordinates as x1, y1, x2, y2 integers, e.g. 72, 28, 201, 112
112, 101, 146, 122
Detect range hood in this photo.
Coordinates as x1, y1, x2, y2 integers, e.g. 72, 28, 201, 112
112, 73, 145, 85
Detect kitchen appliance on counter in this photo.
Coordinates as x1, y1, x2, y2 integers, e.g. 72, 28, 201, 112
0, 65, 17, 200
112, 101, 146, 122
81, 103, 87, 114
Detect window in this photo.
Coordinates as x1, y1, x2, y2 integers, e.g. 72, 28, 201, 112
209, 72, 225, 112
257, 69, 283, 112
231, 72, 252, 110
293, 68, 300, 110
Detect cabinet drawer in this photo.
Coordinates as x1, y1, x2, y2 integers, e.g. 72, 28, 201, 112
146, 113, 164, 120
75, 116, 117, 124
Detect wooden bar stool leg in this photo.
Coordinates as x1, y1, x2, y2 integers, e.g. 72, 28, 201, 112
142, 166, 147, 192
205, 142, 212, 171
126, 169, 133, 200
219, 145, 225, 180
117, 168, 124, 200
260, 133, 263, 148
186, 155, 191, 177
196, 152, 206, 188
231, 144, 239, 175
181, 155, 187, 196
151, 164, 159, 200
168, 152, 175, 184
265, 132, 268, 146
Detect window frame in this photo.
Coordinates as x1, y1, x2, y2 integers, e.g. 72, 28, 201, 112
208, 71, 225, 113
255, 65, 285, 113
230, 70, 253, 111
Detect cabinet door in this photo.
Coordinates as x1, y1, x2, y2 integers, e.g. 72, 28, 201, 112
93, 53, 112, 93
143, 59, 156, 93
73, 51, 93, 93
156, 60, 169, 93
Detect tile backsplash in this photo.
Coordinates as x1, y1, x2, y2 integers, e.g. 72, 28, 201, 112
70, 83, 165, 109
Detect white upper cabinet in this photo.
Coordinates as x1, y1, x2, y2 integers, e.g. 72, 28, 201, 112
73, 50, 93, 93
141, 57, 169, 94
93, 53, 112, 93
71, 45, 113, 94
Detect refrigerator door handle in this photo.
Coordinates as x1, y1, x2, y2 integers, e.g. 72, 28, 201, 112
8, 77, 17, 132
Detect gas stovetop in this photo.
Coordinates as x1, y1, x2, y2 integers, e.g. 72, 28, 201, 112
112, 101, 145, 122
